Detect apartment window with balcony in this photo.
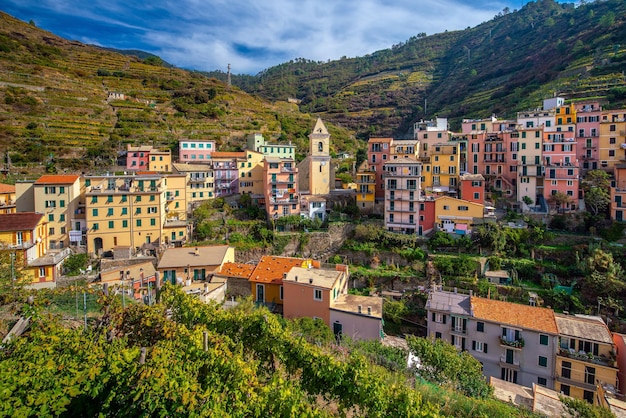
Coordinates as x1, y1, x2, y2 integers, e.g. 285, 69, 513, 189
451, 316, 467, 333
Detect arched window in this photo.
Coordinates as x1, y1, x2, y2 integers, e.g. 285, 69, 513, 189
318, 142, 323, 152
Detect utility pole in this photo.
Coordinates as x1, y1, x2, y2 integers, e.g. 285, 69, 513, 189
227, 64, 231, 87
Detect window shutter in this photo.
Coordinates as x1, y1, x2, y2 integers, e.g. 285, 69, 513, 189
463, 318, 467, 332
461, 338, 466, 351
472, 340, 476, 350
484, 343, 488, 354
451, 316, 456, 328
443, 315, 447, 324
432, 312, 435, 322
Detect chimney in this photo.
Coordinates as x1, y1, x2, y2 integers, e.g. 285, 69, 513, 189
358, 305, 362, 314
309, 278, 313, 284
367, 306, 372, 315
469, 290, 473, 296
295, 276, 298, 282
195, 247, 200, 256
204, 283, 208, 293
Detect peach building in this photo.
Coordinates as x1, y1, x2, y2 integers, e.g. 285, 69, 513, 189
598, 109, 626, 172
263, 156, 299, 220
542, 131, 579, 212
610, 164, 626, 222
0, 183, 16, 213
355, 161, 376, 213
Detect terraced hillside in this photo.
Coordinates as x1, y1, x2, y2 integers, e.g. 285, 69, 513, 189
0, 12, 357, 172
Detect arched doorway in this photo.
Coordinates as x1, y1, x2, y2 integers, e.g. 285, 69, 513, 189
93, 237, 103, 255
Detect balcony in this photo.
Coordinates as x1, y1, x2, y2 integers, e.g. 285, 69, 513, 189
556, 374, 596, 392
189, 177, 206, 183
557, 349, 617, 368
450, 326, 467, 335
499, 356, 521, 370
281, 166, 295, 173
499, 336, 525, 349
7, 240, 34, 250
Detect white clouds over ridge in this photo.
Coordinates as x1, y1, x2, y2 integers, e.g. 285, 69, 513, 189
4, 0, 517, 74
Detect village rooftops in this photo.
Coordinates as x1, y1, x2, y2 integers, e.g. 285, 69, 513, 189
460, 173, 485, 181
264, 156, 296, 163
0, 212, 44, 232
217, 262, 255, 279
157, 245, 231, 269
283, 266, 342, 289
100, 261, 156, 283
209, 152, 246, 159
249, 256, 307, 284
0, 184, 15, 193
555, 314, 614, 344
382, 156, 420, 164
331, 294, 383, 318
426, 289, 471, 315
172, 163, 213, 172
367, 137, 393, 143
471, 296, 558, 334
34, 174, 80, 184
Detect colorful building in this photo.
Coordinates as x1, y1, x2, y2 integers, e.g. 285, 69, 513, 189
0, 183, 16, 214
382, 157, 422, 234
157, 245, 234, 285
433, 196, 484, 235
84, 173, 188, 255
542, 131, 579, 212
367, 137, 393, 201
574, 100, 602, 173
355, 161, 376, 213
610, 164, 626, 222
0, 212, 68, 285
263, 156, 299, 220
248, 256, 307, 313
516, 127, 545, 208
458, 173, 485, 204
211, 152, 244, 197
554, 314, 619, 405
126, 145, 153, 171
148, 149, 172, 173
172, 162, 214, 210
421, 143, 459, 196
238, 150, 265, 196
246, 133, 296, 160
308, 118, 332, 196
598, 109, 626, 171
178, 139, 216, 162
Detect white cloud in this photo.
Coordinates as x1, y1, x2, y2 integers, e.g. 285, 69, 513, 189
4, 0, 521, 74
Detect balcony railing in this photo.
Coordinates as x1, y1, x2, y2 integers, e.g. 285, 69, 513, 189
499, 356, 520, 369
499, 336, 525, 349
557, 349, 616, 367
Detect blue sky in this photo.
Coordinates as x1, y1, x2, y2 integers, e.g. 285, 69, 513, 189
4, 0, 536, 75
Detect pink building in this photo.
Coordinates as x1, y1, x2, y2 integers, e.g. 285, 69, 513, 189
263, 156, 299, 221
126, 145, 153, 171
367, 138, 393, 201
542, 131, 579, 211
574, 101, 602, 173
382, 157, 422, 234
178, 139, 216, 163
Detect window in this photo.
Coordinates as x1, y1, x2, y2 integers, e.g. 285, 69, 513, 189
59, 200, 65, 208
474, 192, 480, 200
122, 220, 128, 228
148, 207, 157, 214
538, 356, 548, 367
585, 366, 595, 385
121, 208, 128, 215
314, 289, 322, 301
108, 221, 114, 229
150, 218, 156, 226
458, 206, 469, 211
538, 377, 547, 387
59, 214, 65, 222
477, 322, 484, 332
92, 209, 98, 217
106, 195, 113, 203
48, 214, 54, 222
435, 332, 442, 339
280, 286, 284, 300
49, 227, 55, 235
561, 361, 572, 379
540, 334, 549, 345
92, 223, 99, 231
561, 384, 570, 396
107, 208, 114, 216
432, 312, 446, 324
39, 267, 45, 278
44, 186, 56, 194
136, 219, 142, 227
472, 341, 488, 353
45, 200, 56, 208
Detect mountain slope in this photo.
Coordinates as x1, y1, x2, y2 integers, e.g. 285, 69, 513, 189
218, 0, 626, 136
0, 12, 357, 171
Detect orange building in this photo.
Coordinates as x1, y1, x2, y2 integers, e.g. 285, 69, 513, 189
0, 183, 16, 213
248, 256, 308, 313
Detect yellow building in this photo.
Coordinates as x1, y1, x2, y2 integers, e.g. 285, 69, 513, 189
598, 109, 626, 171
0, 212, 68, 284
172, 162, 214, 210
0, 183, 16, 214
308, 118, 332, 195
148, 149, 172, 172
555, 102, 577, 132
85, 173, 188, 255
28, 175, 81, 250
422, 143, 460, 196
555, 314, 619, 405
434, 196, 484, 234
239, 150, 265, 196
355, 161, 376, 212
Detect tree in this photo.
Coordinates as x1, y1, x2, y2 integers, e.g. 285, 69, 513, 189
383, 299, 409, 324
406, 336, 493, 399
549, 192, 570, 213
0, 247, 28, 303
582, 170, 610, 217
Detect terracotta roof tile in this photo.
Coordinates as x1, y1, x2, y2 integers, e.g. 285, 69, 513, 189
210, 152, 246, 158
471, 296, 558, 334
35, 175, 80, 184
218, 262, 255, 279
249, 256, 306, 284
0, 183, 15, 193
0, 212, 44, 232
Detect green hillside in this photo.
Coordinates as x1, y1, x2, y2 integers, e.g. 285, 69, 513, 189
217, 0, 626, 136
0, 12, 357, 171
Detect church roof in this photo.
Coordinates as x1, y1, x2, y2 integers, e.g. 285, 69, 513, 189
310, 118, 328, 136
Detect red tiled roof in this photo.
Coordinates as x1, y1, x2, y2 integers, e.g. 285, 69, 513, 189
35, 175, 79, 184
471, 296, 558, 334
0, 183, 15, 193
249, 256, 306, 284
218, 262, 255, 279
211, 152, 246, 158
0, 212, 44, 232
